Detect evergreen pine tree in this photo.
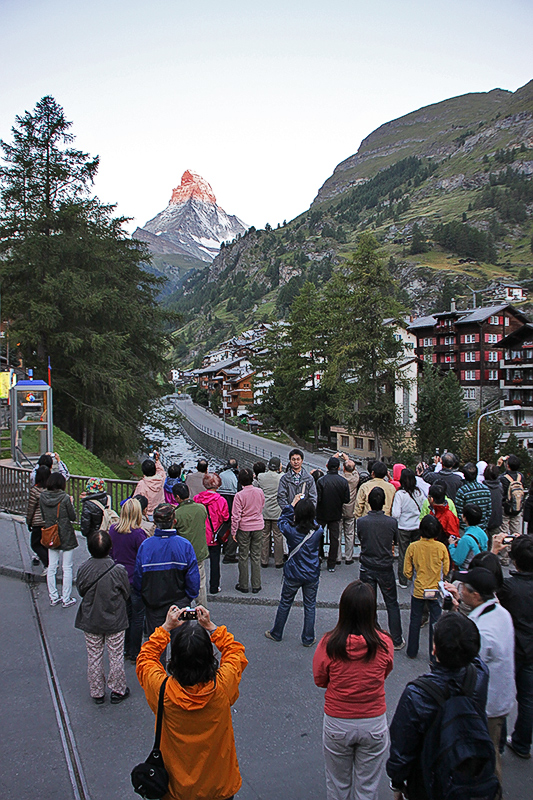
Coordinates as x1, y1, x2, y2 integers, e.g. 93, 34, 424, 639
415, 364, 468, 459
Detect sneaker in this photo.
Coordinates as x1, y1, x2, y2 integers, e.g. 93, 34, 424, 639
252, 587, 262, 594
42, 567, 48, 576
261, 563, 269, 568
62, 598, 77, 608
93, 695, 105, 705
32, 556, 40, 566
396, 580, 408, 588
420, 616, 429, 628
209, 587, 220, 595
235, 583, 249, 594
50, 597, 61, 606
302, 638, 316, 647
506, 736, 531, 759
345, 560, 354, 566
275, 564, 283, 569
110, 687, 130, 704
328, 567, 335, 573
223, 557, 238, 564
265, 630, 281, 642
394, 638, 406, 651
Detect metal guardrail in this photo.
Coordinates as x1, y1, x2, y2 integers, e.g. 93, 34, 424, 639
187, 419, 280, 462
0, 465, 137, 517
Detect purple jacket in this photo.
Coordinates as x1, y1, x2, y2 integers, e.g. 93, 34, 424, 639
109, 525, 147, 583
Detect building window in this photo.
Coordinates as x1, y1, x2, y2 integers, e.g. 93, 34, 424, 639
340, 435, 350, 447
464, 351, 476, 362
465, 370, 476, 380
393, 333, 402, 341
488, 370, 498, 381
405, 341, 414, 350
464, 334, 476, 344
368, 439, 375, 452
511, 350, 522, 360
464, 388, 476, 399
444, 354, 456, 363
487, 351, 499, 362
488, 334, 499, 344
490, 315, 500, 325
423, 337, 433, 347
444, 335, 455, 345
355, 437, 364, 450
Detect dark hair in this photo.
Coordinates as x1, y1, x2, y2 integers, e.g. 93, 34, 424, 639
429, 483, 446, 505
153, 503, 175, 527
462, 462, 478, 483
327, 456, 340, 471
510, 535, 533, 572
142, 459, 156, 477
253, 461, 266, 477
399, 467, 416, 496
293, 498, 316, 534
238, 467, 254, 486
38, 454, 54, 468
168, 463, 181, 479
47, 472, 66, 491
368, 486, 385, 511
136, 494, 148, 512
463, 503, 482, 526
419, 514, 440, 539
35, 465, 51, 487
372, 461, 387, 479
173, 483, 190, 500
311, 469, 324, 484
468, 552, 503, 589
168, 622, 219, 687
441, 452, 455, 469
197, 459, 209, 473
484, 463, 500, 481
433, 613, 480, 669
507, 454, 520, 472
325, 581, 389, 662
88, 530, 112, 558
289, 448, 304, 460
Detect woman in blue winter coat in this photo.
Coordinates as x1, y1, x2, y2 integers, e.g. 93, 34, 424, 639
265, 496, 323, 647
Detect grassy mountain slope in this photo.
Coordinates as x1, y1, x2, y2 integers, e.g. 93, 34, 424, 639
169, 81, 533, 365
53, 426, 119, 478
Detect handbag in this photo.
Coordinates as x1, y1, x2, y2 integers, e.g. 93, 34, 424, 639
205, 505, 230, 545
131, 677, 169, 799
41, 502, 61, 549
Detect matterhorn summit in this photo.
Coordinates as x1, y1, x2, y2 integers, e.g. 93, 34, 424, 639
133, 171, 247, 263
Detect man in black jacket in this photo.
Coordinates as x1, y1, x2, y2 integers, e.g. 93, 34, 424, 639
357, 487, 404, 648
424, 452, 463, 501
497, 534, 533, 759
387, 613, 489, 799
316, 456, 350, 573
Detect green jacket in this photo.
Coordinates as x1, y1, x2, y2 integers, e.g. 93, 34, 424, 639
174, 499, 209, 562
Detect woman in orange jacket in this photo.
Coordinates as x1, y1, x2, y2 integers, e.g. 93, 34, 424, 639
136, 604, 248, 800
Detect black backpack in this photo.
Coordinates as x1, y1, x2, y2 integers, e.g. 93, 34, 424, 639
409, 664, 501, 800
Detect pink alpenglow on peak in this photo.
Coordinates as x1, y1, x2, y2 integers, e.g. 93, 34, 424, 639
171, 171, 217, 206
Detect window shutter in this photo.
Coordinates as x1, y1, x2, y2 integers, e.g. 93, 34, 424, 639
461, 371, 465, 380
460, 335, 465, 344
485, 370, 489, 380
420, 354, 424, 361
500, 316, 504, 325
484, 333, 490, 343
460, 352, 465, 362
432, 353, 437, 363
498, 351, 503, 360
475, 370, 480, 381
475, 334, 480, 343
475, 351, 480, 361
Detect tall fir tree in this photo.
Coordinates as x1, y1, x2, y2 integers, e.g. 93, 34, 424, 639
0, 96, 170, 455
415, 364, 468, 459
322, 233, 408, 458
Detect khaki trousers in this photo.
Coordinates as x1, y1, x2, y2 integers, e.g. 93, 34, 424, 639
261, 519, 284, 566
487, 715, 505, 785
237, 529, 262, 591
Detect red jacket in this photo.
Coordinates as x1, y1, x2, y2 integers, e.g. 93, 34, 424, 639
430, 502, 459, 541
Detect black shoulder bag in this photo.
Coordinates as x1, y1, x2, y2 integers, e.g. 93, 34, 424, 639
131, 677, 169, 799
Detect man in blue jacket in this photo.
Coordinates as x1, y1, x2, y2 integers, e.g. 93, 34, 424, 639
133, 503, 200, 650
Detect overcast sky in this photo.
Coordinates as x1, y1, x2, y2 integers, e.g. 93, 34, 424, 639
1, 0, 532, 232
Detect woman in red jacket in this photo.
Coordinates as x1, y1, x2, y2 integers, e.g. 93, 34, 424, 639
313, 581, 394, 800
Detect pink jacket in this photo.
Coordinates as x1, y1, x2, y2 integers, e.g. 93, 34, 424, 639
390, 463, 406, 491
133, 460, 165, 515
194, 491, 230, 547
231, 485, 265, 538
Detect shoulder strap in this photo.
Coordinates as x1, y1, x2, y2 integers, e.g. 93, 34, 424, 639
461, 663, 477, 697
205, 504, 215, 534
56, 502, 61, 520
287, 528, 316, 561
465, 531, 482, 549
411, 676, 449, 707
91, 498, 109, 513
153, 677, 169, 750
84, 563, 116, 593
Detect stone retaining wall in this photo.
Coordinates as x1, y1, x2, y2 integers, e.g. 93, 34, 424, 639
178, 416, 280, 470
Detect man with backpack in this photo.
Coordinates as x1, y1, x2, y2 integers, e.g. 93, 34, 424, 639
498, 454, 525, 539
387, 613, 499, 800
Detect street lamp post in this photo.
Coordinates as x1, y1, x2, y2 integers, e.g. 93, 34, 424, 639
477, 405, 522, 462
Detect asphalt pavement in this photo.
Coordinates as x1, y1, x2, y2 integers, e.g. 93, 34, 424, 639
1, 513, 531, 799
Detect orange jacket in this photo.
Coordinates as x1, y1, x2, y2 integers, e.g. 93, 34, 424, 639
136, 625, 248, 800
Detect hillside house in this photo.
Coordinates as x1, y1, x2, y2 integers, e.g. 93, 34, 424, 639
493, 323, 533, 448
408, 303, 529, 411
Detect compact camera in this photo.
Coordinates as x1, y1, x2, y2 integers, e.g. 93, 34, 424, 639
179, 607, 197, 620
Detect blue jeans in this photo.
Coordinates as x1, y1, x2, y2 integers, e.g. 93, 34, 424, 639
407, 596, 441, 659
511, 658, 533, 756
125, 589, 145, 659
270, 577, 319, 645
359, 565, 403, 646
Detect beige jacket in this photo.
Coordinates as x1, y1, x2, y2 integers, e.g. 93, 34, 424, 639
354, 477, 396, 518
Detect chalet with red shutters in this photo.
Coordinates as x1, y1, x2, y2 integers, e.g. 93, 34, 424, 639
408, 302, 530, 411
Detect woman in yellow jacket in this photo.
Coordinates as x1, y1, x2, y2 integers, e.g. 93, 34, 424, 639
136, 604, 248, 800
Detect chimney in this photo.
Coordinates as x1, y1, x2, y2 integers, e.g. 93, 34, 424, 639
450, 298, 456, 312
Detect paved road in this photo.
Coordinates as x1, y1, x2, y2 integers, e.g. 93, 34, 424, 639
1, 514, 531, 799
175, 396, 330, 471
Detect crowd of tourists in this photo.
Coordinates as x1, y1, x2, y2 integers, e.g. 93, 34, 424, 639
24, 445, 533, 799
